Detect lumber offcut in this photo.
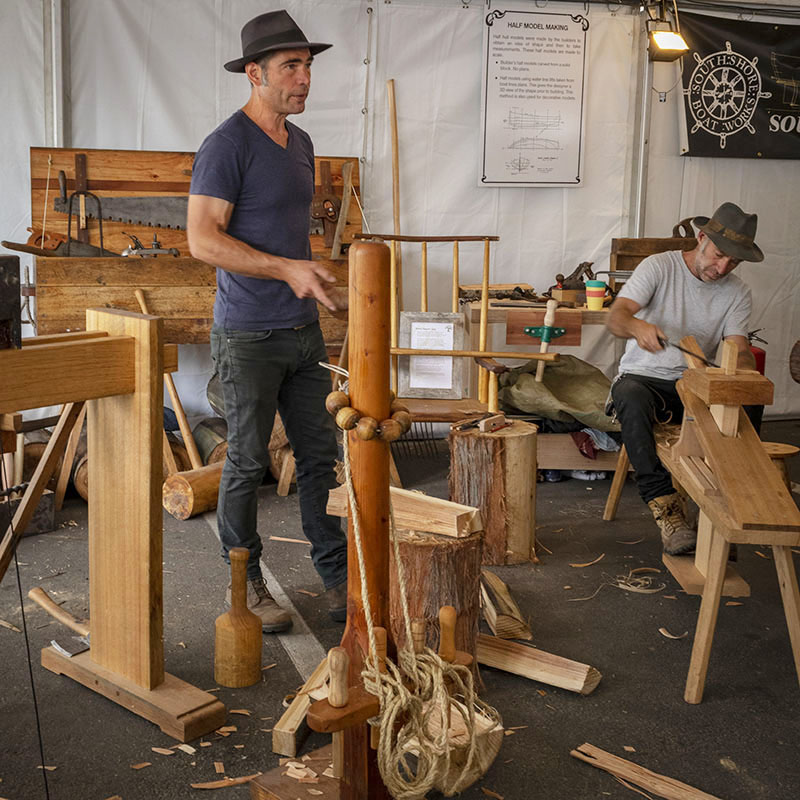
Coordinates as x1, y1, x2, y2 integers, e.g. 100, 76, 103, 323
327, 484, 481, 538
162, 461, 223, 520
476, 633, 601, 695
272, 658, 330, 757
480, 569, 532, 640
389, 529, 483, 667
449, 420, 537, 564
571, 742, 723, 800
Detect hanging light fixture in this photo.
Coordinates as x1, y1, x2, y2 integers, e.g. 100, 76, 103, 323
647, 0, 689, 62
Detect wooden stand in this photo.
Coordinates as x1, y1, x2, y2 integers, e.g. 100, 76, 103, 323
449, 420, 537, 564
655, 340, 800, 702
0, 311, 225, 740
389, 529, 483, 667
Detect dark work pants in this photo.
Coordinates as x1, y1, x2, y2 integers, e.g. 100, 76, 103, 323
610, 373, 763, 504
210, 322, 347, 587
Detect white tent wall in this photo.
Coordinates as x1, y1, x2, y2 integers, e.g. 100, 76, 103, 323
1, 0, 798, 420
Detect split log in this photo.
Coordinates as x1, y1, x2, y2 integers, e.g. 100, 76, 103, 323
389, 529, 483, 669
327, 484, 482, 538
571, 742, 723, 799
480, 569, 533, 641
449, 420, 537, 564
476, 633, 601, 695
162, 461, 223, 520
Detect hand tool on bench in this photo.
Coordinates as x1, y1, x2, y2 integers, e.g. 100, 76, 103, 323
134, 289, 204, 470
657, 337, 719, 368
534, 299, 559, 382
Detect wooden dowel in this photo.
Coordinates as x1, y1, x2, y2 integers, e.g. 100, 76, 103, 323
451, 242, 460, 314
488, 372, 499, 413
391, 348, 558, 361
438, 606, 457, 663
387, 79, 403, 317
328, 647, 349, 778
535, 299, 558, 382
390, 240, 398, 394
420, 241, 428, 312
411, 618, 426, 654
478, 239, 491, 403
354, 233, 499, 244
135, 289, 203, 470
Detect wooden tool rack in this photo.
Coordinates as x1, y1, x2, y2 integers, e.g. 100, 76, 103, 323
0, 309, 225, 740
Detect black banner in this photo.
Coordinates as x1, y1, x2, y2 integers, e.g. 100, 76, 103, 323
680, 12, 800, 159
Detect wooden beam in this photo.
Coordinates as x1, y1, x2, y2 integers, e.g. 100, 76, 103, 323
476, 633, 601, 695
0, 337, 134, 413
327, 484, 481, 538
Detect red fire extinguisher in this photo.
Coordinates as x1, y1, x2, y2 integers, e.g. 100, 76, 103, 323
748, 329, 767, 375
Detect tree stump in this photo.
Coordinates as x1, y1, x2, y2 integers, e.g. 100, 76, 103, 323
449, 420, 537, 565
389, 529, 483, 671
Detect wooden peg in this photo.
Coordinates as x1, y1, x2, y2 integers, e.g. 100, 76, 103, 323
438, 606, 457, 663
535, 299, 558, 382
411, 618, 427, 654
328, 647, 349, 778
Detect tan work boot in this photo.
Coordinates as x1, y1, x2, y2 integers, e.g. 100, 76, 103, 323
647, 493, 696, 555
226, 576, 292, 633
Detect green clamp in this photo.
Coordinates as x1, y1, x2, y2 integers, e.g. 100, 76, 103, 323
524, 326, 565, 344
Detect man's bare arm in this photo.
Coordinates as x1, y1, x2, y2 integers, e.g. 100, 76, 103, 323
187, 194, 338, 311
725, 334, 757, 370
606, 296, 666, 353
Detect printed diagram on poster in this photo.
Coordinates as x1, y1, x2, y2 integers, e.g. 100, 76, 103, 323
480, 2, 590, 187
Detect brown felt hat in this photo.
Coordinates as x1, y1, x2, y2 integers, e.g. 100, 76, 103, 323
224, 10, 331, 73
693, 202, 764, 263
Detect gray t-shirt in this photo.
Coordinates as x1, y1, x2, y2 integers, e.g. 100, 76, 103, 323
190, 110, 317, 330
617, 250, 751, 381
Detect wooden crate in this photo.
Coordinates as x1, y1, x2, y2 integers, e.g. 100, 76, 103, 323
30, 147, 359, 347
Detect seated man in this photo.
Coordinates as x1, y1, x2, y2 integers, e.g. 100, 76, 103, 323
606, 203, 763, 554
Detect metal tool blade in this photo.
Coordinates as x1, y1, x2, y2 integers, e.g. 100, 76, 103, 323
659, 337, 718, 368
54, 196, 189, 229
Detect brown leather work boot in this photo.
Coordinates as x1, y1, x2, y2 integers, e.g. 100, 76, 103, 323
226, 576, 292, 633
647, 493, 696, 555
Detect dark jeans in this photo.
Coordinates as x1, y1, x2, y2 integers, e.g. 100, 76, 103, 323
210, 321, 347, 588
610, 373, 763, 504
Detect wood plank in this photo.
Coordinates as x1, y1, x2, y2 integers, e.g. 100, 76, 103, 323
537, 433, 623, 471
773, 545, 800, 685
401, 396, 486, 422
680, 369, 774, 406
0, 337, 134, 414
272, 658, 329, 757
38, 317, 210, 346
40, 648, 226, 742
505, 309, 583, 346
35, 256, 215, 285
327, 484, 482, 538
661, 553, 750, 598
87, 309, 163, 689
476, 633, 601, 695
571, 742, 723, 800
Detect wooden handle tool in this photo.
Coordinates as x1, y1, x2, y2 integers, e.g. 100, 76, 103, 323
328, 647, 349, 777
535, 299, 558, 382
214, 548, 262, 688
438, 605, 457, 663
134, 288, 204, 470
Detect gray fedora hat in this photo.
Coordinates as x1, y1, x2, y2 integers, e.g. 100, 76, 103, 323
693, 202, 764, 263
224, 10, 331, 73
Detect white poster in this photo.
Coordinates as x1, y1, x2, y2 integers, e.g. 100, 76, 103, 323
409, 322, 454, 390
480, 2, 590, 187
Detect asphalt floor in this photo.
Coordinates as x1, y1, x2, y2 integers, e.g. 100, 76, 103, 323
1, 419, 799, 800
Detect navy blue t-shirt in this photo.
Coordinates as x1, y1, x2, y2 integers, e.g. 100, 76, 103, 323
190, 110, 318, 330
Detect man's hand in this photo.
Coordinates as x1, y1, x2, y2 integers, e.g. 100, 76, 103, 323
280, 259, 338, 311
607, 296, 666, 352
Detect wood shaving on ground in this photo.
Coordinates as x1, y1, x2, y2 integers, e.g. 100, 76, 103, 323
658, 627, 688, 639
234, 744, 245, 750
297, 589, 320, 597
130, 762, 151, 770
214, 761, 225, 774
199, 742, 211, 747
322, 767, 335, 778
615, 775, 655, 800
176, 744, 196, 754
151, 747, 175, 756
217, 725, 237, 733
617, 538, 645, 545
308, 791, 324, 796
569, 553, 605, 568
178, 641, 187, 648
0, 619, 21, 633
190, 773, 262, 789
508, 725, 528, 730
269, 536, 310, 545
663, 595, 677, 600
37, 766, 57, 771
230, 709, 251, 716
623, 746, 636, 752
755, 550, 771, 559
481, 789, 504, 800
725, 601, 743, 606
262, 663, 276, 671
504, 730, 516, 736
537, 541, 553, 555
568, 568, 665, 602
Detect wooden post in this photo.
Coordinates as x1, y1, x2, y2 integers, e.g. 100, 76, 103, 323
339, 241, 393, 800
389, 239, 398, 394
478, 239, 491, 403
451, 242, 459, 314
420, 241, 428, 312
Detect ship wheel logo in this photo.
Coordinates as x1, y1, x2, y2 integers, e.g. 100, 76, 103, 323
684, 41, 771, 149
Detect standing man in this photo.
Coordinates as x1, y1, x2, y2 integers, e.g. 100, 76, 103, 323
606, 203, 763, 555
188, 10, 347, 630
